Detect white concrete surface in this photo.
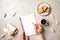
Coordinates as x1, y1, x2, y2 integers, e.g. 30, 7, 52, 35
0, 0, 60, 40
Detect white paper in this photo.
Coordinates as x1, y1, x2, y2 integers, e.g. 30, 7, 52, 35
20, 13, 36, 36
3, 28, 8, 32
3, 23, 16, 35
6, 23, 16, 32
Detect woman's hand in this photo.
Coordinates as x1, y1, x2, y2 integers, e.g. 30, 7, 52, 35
20, 24, 44, 40
34, 24, 44, 35
20, 32, 29, 40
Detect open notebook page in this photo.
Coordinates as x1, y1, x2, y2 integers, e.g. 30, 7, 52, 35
20, 13, 36, 36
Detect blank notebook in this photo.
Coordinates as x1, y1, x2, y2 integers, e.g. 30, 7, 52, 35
20, 13, 36, 36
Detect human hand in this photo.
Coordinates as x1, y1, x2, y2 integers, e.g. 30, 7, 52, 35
20, 32, 29, 40
20, 24, 43, 40
34, 24, 44, 35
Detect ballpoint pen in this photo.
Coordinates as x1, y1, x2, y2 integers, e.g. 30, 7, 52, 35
19, 17, 26, 40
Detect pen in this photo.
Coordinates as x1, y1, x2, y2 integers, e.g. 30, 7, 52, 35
19, 17, 26, 40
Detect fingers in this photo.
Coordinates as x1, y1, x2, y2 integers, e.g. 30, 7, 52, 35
34, 24, 44, 35
20, 32, 29, 40
20, 32, 24, 40
20, 24, 43, 40
26, 36, 29, 40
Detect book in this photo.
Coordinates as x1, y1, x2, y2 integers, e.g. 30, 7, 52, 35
20, 13, 36, 36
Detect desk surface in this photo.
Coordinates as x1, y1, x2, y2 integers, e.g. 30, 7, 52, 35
0, 0, 60, 40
